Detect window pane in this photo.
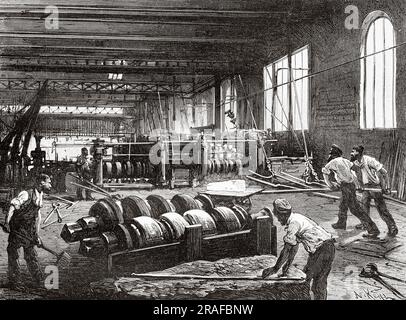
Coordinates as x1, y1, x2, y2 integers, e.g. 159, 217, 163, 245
361, 15, 396, 129
263, 64, 273, 129
292, 47, 309, 130
374, 19, 384, 128
365, 22, 375, 128
274, 56, 289, 131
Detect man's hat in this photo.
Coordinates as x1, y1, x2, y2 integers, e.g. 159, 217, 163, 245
272, 198, 292, 215
330, 144, 343, 157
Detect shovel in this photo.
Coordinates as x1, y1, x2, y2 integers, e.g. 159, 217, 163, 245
1, 223, 71, 269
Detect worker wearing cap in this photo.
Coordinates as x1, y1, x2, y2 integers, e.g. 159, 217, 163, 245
350, 145, 398, 237
261, 199, 335, 300
76, 147, 94, 200
322, 144, 380, 238
2, 173, 51, 290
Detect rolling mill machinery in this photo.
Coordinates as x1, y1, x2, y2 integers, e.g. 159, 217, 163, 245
90, 130, 273, 190
61, 192, 277, 274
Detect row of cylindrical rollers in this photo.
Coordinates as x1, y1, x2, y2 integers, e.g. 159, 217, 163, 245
77, 203, 252, 257
205, 159, 243, 175
103, 161, 156, 180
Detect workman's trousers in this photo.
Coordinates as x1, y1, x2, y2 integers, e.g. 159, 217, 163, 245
7, 242, 43, 285
361, 185, 397, 230
337, 182, 379, 234
304, 239, 336, 300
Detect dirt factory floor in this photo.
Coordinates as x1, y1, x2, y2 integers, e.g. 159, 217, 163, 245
0, 183, 405, 300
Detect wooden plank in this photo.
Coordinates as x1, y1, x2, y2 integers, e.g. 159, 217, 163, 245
0, 18, 264, 39
253, 216, 271, 255
130, 273, 304, 281
184, 224, 202, 261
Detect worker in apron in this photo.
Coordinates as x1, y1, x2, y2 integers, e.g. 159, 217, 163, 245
2, 174, 52, 290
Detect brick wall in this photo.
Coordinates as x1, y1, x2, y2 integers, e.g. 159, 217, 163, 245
259, 0, 406, 172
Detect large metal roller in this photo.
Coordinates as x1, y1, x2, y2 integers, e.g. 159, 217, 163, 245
103, 161, 113, 179
76, 216, 104, 237
101, 231, 120, 253
210, 207, 242, 233
112, 161, 122, 178
124, 161, 133, 177
129, 216, 167, 248
146, 195, 174, 219
114, 224, 134, 250
159, 212, 190, 241
183, 209, 217, 236
141, 162, 146, 177
194, 194, 214, 212
135, 162, 142, 178
231, 205, 252, 229
121, 196, 152, 220
89, 198, 124, 229
60, 222, 85, 243
171, 194, 200, 215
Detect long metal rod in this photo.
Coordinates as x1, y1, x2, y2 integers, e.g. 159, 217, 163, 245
261, 188, 335, 194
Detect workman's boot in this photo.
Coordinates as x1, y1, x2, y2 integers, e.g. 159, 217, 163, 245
355, 223, 367, 230
331, 221, 346, 230
388, 226, 398, 237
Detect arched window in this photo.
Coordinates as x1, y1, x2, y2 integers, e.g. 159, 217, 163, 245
360, 11, 396, 129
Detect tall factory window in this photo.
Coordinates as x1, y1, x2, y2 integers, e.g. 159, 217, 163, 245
360, 12, 396, 129
263, 46, 309, 132
291, 46, 309, 130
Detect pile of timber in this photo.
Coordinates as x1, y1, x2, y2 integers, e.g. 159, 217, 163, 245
380, 135, 406, 201
61, 193, 259, 257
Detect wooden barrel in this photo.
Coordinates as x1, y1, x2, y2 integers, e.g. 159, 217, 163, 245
171, 194, 200, 215
231, 205, 252, 229
60, 222, 85, 243
101, 231, 120, 253
129, 216, 167, 248
146, 195, 174, 219
183, 209, 217, 236
159, 212, 190, 241
121, 196, 152, 220
114, 224, 134, 250
194, 194, 214, 212
210, 207, 242, 233
89, 198, 124, 230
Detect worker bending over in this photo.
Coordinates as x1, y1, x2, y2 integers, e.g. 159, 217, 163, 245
261, 199, 335, 300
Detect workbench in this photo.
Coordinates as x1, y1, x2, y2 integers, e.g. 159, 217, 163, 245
199, 186, 264, 211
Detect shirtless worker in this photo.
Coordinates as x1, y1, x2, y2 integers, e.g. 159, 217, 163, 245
322, 144, 380, 238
